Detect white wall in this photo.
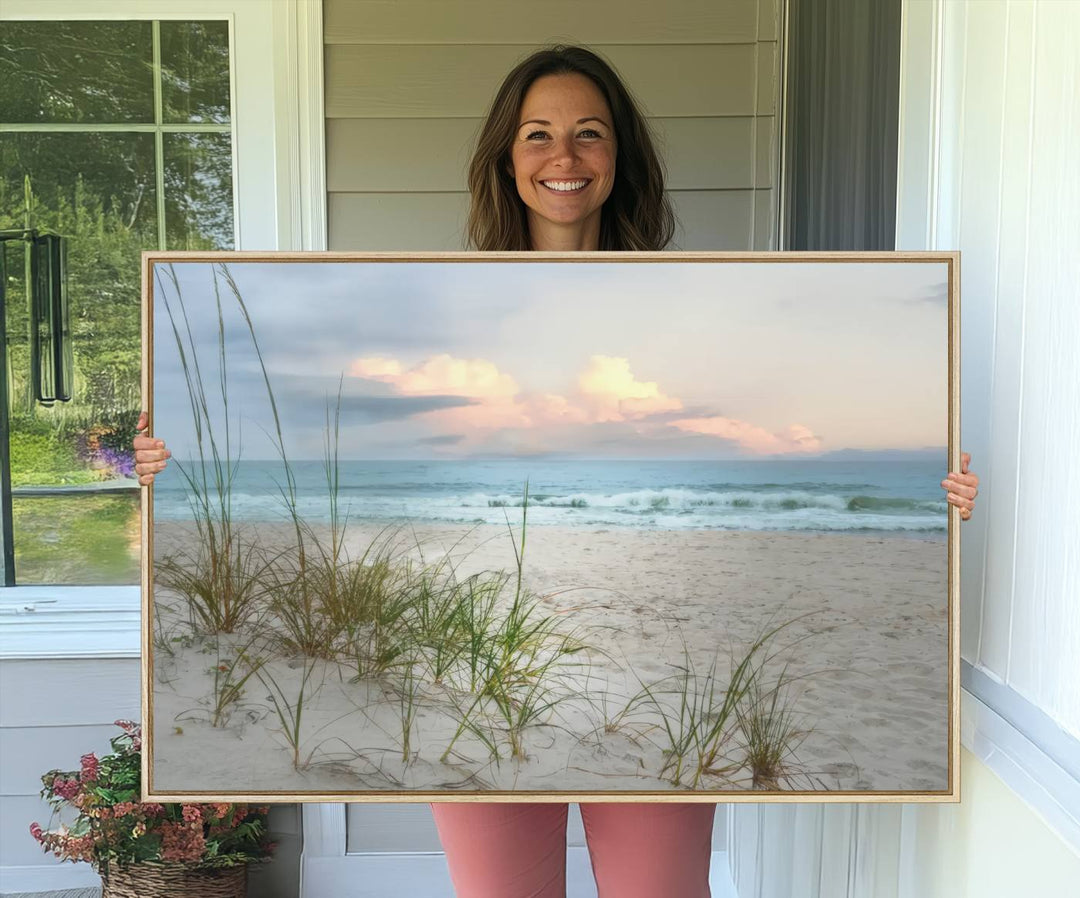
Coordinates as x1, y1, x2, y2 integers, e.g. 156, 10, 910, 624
896, 748, 1080, 898
0, 659, 141, 888
728, 1, 1080, 894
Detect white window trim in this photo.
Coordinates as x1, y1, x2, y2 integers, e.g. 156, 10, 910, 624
961, 667, 1080, 853
0, 1, 326, 659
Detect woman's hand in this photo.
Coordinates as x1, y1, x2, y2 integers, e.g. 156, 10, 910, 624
133, 411, 171, 486
941, 451, 979, 521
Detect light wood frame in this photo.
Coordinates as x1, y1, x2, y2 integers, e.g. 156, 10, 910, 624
140, 249, 960, 804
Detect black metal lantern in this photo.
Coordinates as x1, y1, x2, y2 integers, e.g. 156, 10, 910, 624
0, 229, 73, 585
29, 232, 73, 404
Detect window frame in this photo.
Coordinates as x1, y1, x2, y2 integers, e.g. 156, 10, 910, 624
0, 0, 326, 658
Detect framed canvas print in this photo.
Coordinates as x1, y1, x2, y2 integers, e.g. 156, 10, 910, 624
141, 251, 959, 803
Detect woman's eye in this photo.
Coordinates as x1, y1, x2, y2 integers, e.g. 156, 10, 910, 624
579, 129, 601, 138
526, 130, 549, 140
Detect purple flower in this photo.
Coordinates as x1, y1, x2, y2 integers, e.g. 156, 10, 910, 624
96, 446, 136, 479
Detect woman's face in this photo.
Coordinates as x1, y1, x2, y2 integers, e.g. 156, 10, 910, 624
508, 73, 617, 243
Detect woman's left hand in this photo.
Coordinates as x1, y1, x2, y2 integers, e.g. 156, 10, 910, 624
941, 451, 979, 521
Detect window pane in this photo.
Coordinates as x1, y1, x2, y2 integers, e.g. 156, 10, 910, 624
2, 132, 153, 584
1, 132, 157, 409
0, 21, 154, 124
1, 19, 235, 586
160, 20, 232, 124
164, 132, 235, 250
13, 494, 141, 585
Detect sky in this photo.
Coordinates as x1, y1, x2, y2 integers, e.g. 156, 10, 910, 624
150, 259, 950, 461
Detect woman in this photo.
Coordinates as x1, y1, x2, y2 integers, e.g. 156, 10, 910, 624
135, 45, 979, 898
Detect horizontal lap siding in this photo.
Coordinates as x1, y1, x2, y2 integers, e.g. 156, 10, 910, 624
324, 0, 761, 45
328, 188, 760, 250
326, 117, 770, 191
324, 0, 780, 252
0, 658, 140, 868
325, 45, 760, 118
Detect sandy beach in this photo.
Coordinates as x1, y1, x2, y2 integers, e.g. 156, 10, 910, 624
149, 520, 949, 795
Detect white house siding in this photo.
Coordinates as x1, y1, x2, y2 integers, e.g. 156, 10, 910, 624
0, 659, 141, 890
324, 0, 781, 251
727, 1, 1080, 894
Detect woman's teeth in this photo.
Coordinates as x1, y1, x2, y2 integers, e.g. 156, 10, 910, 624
542, 180, 588, 192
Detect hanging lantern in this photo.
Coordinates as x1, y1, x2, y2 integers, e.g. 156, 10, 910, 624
29, 233, 73, 405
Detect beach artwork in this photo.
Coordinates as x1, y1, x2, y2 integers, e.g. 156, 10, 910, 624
144, 254, 957, 800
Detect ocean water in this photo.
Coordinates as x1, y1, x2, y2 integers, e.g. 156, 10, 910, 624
154, 459, 948, 537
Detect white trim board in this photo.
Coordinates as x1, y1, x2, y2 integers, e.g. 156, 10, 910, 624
0, 587, 139, 660
961, 689, 1080, 854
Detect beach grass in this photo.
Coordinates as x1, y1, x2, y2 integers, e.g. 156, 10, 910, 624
624, 612, 821, 789
734, 660, 813, 789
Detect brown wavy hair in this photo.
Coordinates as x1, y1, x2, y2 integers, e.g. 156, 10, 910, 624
466, 45, 676, 251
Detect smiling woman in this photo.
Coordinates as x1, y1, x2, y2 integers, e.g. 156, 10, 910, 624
465, 45, 675, 253
508, 72, 618, 250
134, 42, 978, 898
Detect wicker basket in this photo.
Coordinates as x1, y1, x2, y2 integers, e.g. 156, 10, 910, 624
100, 861, 247, 898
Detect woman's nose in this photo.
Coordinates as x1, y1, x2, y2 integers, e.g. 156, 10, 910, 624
548, 134, 580, 165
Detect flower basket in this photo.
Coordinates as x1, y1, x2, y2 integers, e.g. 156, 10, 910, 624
30, 721, 275, 890
101, 860, 247, 898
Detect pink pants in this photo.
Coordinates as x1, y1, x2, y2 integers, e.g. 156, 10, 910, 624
430, 802, 715, 898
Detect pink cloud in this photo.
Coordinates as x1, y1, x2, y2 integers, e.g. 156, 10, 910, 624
667, 417, 823, 455
349, 353, 518, 399
577, 356, 683, 422
346, 353, 688, 446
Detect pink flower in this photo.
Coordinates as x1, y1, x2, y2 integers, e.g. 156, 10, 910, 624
160, 821, 205, 863
80, 753, 99, 782
181, 805, 202, 824
29, 822, 43, 842
52, 777, 80, 800
204, 802, 232, 820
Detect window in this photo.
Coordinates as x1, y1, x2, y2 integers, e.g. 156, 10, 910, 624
0, 18, 235, 585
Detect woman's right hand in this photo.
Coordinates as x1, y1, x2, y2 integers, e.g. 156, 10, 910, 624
133, 411, 171, 486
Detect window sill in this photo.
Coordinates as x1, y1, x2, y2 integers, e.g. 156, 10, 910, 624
0, 585, 140, 659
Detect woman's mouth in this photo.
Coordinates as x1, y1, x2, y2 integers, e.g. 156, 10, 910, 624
540, 178, 591, 194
